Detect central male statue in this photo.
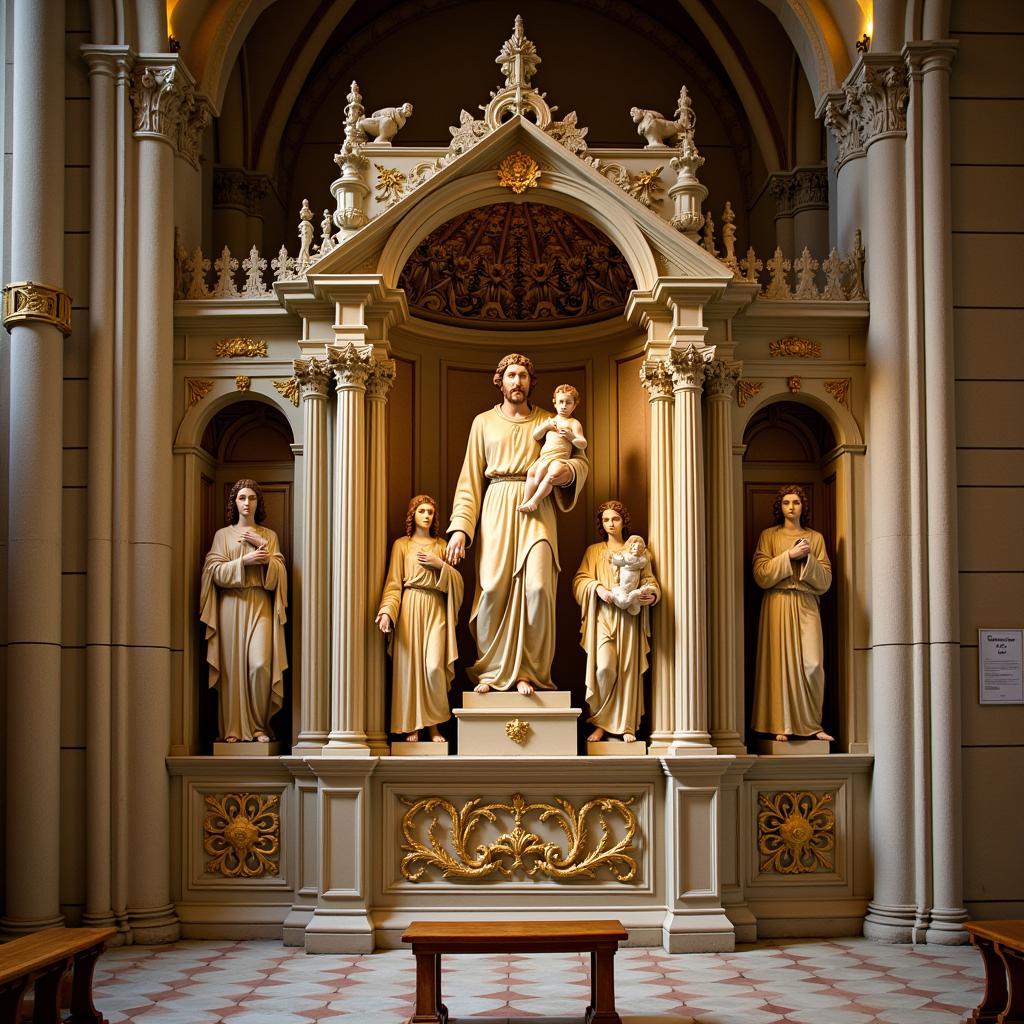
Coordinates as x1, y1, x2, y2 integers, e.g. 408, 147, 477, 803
446, 354, 588, 693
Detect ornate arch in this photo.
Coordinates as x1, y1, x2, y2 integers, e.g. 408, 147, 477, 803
174, 380, 302, 451
733, 380, 864, 450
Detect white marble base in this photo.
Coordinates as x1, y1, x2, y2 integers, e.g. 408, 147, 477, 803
390, 740, 449, 756
754, 738, 830, 755
587, 740, 648, 756
212, 741, 282, 756
454, 690, 580, 755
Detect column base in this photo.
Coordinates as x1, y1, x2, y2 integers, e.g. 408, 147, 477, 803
0, 912, 65, 938
724, 903, 758, 943
305, 910, 374, 953
662, 910, 735, 952
128, 903, 180, 944
293, 734, 329, 753
863, 901, 917, 942
321, 741, 372, 757
283, 906, 315, 946
711, 734, 747, 755
926, 908, 970, 945
668, 739, 718, 756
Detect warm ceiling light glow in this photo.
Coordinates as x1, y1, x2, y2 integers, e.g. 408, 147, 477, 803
866, 18, 873, 37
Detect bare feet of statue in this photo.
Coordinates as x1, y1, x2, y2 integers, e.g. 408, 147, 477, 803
474, 682, 491, 693
516, 680, 534, 695
588, 727, 605, 742
623, 733, 637, 743
428, 727, 445, 743
255, 733, 270, 743
775, 733, 789, 742
517, 500, 537, 513
225, 736, 239, 743
405, 731, 419, 742
815, 731, 834, 741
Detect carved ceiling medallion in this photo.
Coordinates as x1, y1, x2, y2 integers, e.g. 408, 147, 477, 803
398, 203, 636, 329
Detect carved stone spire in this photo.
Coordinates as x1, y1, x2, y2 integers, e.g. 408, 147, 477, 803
668, 85, 707, 240
496, 14, 540, 90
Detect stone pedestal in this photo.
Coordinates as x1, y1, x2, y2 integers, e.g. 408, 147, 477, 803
390, 741, 449, 757
212, 742, 284, 757
753, 738, 830, 756
587, 740, 648, 756
454, 691, 580, 756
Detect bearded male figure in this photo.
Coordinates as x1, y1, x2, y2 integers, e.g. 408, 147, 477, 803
446, 354, 589, 693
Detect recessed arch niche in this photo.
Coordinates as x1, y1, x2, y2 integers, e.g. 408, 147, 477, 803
741, 399, 842, 748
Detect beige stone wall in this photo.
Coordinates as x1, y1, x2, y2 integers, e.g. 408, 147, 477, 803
950, 2, 1024, 920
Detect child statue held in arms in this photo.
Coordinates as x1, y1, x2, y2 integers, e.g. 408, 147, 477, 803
517, 384, 587, 514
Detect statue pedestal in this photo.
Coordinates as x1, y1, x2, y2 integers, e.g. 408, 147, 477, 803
212, 741, 283, 756
587, 740, 648, 756
390, 741, 448, 757
454, 691, 581, 755
753, 738, 830, 756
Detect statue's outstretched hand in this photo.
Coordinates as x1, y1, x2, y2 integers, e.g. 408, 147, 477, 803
446, 531, 468, 565
375, 611, 392, 633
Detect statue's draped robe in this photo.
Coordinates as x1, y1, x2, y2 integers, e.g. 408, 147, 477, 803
200, 525, 288, 740
751, 526, 831, 736
377, 536, 463, 733
448, 405, 588, 690
573, 541, 659, 736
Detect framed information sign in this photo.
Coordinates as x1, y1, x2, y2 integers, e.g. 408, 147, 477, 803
978, 629, 1024, 705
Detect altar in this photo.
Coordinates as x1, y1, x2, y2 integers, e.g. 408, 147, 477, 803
167, 17, 873, 953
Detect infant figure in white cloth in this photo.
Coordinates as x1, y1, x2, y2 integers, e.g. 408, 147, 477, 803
609, 535, 655, 615
518, 384, 588, 513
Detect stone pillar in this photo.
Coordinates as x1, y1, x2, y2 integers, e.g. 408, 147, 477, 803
365, 358, 396, 755
914, 40, 969, 945
669, 343, 716, 753
768, 174, 795, 256
640, 359, 676, 754
325, 343, 373, 752
293, 357, 333, 750
823, 90, 868, 252
791, 165, 830, 259
705, 359, 745, 753
211, 167, 251, 258
1, 0, 67, 935
126, 56, 190, 943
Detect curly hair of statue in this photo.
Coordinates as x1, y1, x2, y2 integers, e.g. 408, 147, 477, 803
225, 478, 268, 524
405, 494, 440, 538
771, 484, 811, 527
553, 383, 580, 406
596, 500, 632, 540
492, 352, 538, 392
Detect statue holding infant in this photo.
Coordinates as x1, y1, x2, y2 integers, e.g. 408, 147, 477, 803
376, 495, 464, 743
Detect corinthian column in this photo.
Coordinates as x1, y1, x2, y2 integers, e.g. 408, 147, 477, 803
1, 0, 68, 936
294, 357, 333, 750
365, 358, 396, 756
669, 343, 716, 753
705, 359, 745, 753
325, 343, 373, 752
640, 359, 675, 754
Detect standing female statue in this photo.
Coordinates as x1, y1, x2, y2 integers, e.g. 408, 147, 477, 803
200, 479, 288, 743
376, 495, 464, 743
573, 501, 659, 743
751, 485, 834, 742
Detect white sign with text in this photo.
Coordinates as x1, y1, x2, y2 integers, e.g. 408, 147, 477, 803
978, 629, 1024, 705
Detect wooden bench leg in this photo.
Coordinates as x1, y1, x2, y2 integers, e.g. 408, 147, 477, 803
67, 944, 106, 1024
31, 962, 67, 1024
970, 935, 1009, 1023
996, 945, 1024, 1024
585, 946, 622, 1024
408, 952, 446, 1024
0, 977, 30, 1024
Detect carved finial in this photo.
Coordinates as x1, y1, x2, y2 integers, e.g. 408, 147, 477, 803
793, 246, 820, 299
701, 211, 718, 257
184, 246, 211, 298
340, 80, 367, 161
296, 199, 314, 275
318, 209, 335, 256
241, 245, 269, 297
667, 83, 706, 237
822, 247, 846, 300
765, 246, 792, 299
271, 244, 296, 283
721, 201, 738, 273
846, 228, 866, 299
497, 15, 541, 90
212, 245, 239, 298
739, 245, 762, 286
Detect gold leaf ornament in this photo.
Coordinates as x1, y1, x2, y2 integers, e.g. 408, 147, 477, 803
273, 377, 301, 407
505, 718, 529, 744
400, 792, 637, 881
215, 336, 268, 358
203, 792, 280, 877
769, 336, 821, 359
757, 791, 835, 874
497, 152, 541, 193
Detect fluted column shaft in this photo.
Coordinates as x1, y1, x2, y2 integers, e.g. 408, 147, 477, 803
705, 360, 744, 752
641, 360, 676, 753
2, 0, 67, 936
365, 358, 396, 755
326, 344, 372, 750
670, 344, 715, 751
294, 358, 332, 748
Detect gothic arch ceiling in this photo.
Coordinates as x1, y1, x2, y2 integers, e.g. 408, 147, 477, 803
396, 203, 638, 330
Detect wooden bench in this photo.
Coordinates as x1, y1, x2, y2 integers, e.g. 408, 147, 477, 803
0, 926, 115, 1024
965, 920, 1024, 1024
401, 919, 628, 1024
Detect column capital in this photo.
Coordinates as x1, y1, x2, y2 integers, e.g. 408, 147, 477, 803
704, 358, 741, 399
824, 55, 909, 167
366, 357, 397, 400
903, 40, 959, 78
179, 95, 214, 170
294, 355, 333, 397
326, 341, 373, 390
80, 43, 133, 82
670, 343, 715, 391
130, 56, 193, 146
639, 358, 674, 401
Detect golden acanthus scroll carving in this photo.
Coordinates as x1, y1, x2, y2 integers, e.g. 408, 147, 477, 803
273, 377, 301, 407
203, 793, 280, 878
824, 378, 852, 408
186, 378, 215, 408
736, 380, 764, 408
757, 791, 835, 874
400, 792, 637, 882
215, 336, 268, 358
769, 336, 822, 359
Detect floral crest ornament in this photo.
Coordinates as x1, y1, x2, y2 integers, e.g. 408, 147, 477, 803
400, 792, 637, 881
505, 718, 530, 744
757, 791, 835, 874
497, 152, 541, 193
203, 793, 280, 878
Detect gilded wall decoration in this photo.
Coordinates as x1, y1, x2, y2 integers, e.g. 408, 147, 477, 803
769, 336, 821, 359
757, 791, 835, 874
397, 203, 636, 328
215, 336, 267, 359
787, 376, 802, 393
273, 378, 301, 407
497, 151, 541, 193
824, 378, 852, 408
505, 719, 530, 744
374, 164, 406, 208
2, 281, 73, 336
736, 380, 764, 408
203, 792, 280, 878
400, 792, 637, 882
235, 375, 251, 391
186, 378, 215, 408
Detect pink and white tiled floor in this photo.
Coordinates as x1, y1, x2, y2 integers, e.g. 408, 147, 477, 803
93, 936, 984, 1024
